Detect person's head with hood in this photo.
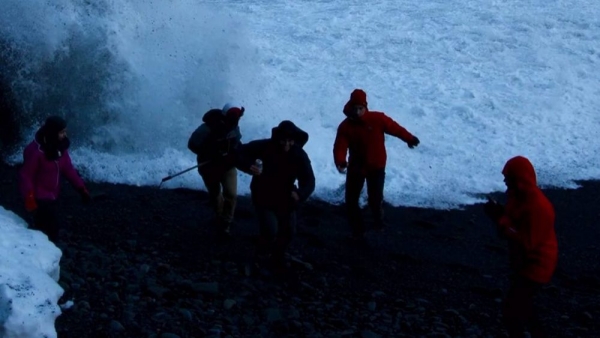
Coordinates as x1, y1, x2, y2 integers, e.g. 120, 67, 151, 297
343, 89, 368, 120
502, 156, 539, 197
35, 115, 70, 160
271, 120, 309, 153
222, 103, 244, 130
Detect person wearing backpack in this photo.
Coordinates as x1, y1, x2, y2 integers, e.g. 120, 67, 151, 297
188, 103, 244, 237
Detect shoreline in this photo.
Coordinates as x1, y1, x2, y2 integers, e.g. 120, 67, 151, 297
2, 154, 598, 211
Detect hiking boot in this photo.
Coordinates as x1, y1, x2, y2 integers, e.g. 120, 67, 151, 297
215, 231, 231, 244
215, 218, 232, 234
215, 225, 231, 243
373, 219, 388, 231
222, 220, 234, 232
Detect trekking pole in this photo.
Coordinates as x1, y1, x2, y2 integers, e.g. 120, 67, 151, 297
158, 160, 210, 188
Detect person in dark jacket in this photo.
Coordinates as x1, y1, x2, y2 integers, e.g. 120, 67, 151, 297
188, 103, 244, 236
19, 116, 91, 243
236, 120, 315, 271
484, 156, 558, 338
333, 89, 420, 240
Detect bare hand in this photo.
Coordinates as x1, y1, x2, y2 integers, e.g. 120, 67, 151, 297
484, 198, 504, 222
249, 165, 262, 175
291, 191, 300, 202
336, 165, 347, 174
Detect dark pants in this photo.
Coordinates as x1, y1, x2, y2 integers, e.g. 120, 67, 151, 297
32, 199, 61, 243
503, 275, 547, 338
254, 206, 297, 264
345, 168, 386, 237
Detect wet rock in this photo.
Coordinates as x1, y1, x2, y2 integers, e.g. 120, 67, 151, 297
578, 311, 593, 326
371, 291, 386, 298
160, 333, 181, 338
361, 330, 382, 338
242, 315, 255, 326
266, 308, 282, 322
178, 309, 193, 321
194, 282, 219, 295
76, 301, 91, 311
224, 299, 236, 310
107, 292, 120, 304
109, 320, 125, 332
140, 264, 151, 273
414, 220, 437, 229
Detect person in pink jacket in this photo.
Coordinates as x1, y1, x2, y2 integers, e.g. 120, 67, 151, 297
19, 116, 91, 243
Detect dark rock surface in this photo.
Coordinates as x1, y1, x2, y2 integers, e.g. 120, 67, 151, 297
1, 161, 598, 337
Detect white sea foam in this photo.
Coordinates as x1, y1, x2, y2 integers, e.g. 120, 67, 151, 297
2, 0, 599, 208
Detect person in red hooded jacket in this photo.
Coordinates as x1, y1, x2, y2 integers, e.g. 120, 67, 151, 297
484, 156, 558, 338
19, 116, 91, 243
333, 89, 420, 240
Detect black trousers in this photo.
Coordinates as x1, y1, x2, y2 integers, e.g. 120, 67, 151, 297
254, 206, 297, 264
32, 199, 61, 243
345, 168, 386, 236
503, 275, 547, 338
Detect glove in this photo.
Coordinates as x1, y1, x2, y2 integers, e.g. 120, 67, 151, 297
484, 198, 504, 222
78, 187, 91, 204
408, 136, 420, 149
25, 192, 37, 212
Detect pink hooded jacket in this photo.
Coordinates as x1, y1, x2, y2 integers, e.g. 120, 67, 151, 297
19, 139, 85, 201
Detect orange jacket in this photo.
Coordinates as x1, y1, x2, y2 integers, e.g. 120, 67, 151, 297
498, 156, 558, 284
333, 110, 414, 173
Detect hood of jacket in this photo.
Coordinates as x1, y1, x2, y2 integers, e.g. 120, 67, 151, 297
270, 120, 309, 148
502, 156, 538, 193
202, 108, 225, 125
34, 116, 70, 161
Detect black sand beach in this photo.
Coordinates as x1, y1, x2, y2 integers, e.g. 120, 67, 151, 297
0, 161, 598, 338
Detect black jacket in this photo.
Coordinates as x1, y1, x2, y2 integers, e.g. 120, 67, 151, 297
237, 121, 315, 211
188, 109, 242, 172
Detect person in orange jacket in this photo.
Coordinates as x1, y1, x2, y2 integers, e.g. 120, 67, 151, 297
484, 156, 558, 338
333, 89, 420, 239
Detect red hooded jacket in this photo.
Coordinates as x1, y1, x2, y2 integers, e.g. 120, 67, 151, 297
333, 89, 415, 173
498, 156, 558, 284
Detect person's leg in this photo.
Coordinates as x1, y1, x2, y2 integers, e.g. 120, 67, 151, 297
503, 275, 545, 338
200, 170, 224, 221
524, 280, 547, 338
528, 312, 548, 338
345, 170, 366, 238
220, 167, 238, 232
272, 210, 297, 267
33, 199, 60, 243
254, 206, 279, 258
366, 169, 386, 229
